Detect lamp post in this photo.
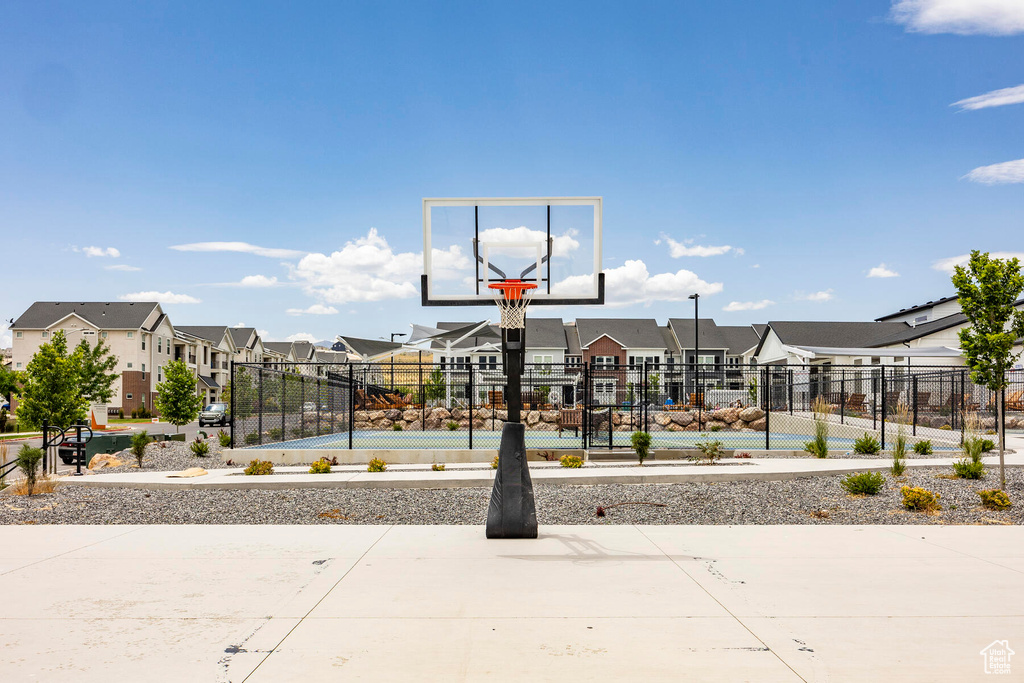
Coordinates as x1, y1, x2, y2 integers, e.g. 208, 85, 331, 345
390, 332, 406, 390
688, 293, 700, 409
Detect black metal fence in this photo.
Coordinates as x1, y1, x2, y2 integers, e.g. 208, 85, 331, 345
229, 362, 1019, 452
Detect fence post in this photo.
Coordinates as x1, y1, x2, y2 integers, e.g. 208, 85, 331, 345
840, 369, 846, 425
468, 365, 474, 450
788, 369, 793, 415
582, 363, 589, 450
880, 365, 886, 451
316, 376, 321, 437
229, 362, 235, 448
281, 371, 286, 443
257, 367, 264, 445
912, 375, 918, 437
348, 364, 354, 450
763, 368, 769, 451
960, 369, 966, 446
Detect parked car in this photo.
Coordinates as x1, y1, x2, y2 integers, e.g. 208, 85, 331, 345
199, 403, 229, 427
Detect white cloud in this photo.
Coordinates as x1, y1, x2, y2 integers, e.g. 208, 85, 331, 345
290, 228, 470, 304
104, 264, 142, 272
256, 329, 269, 339
286, 304, 339, 316
285, 332, 318, 343
0, 330, 11, 349
118, 291, 201, 304
953, 84, 1024, 111
553, 259, 722, 307
170, 241, 306, 259
723, 299, 774, 312
963, 158, 1024, 184
477, 227, 580, 257
797, 289, 834, 302
233, 322, 247, 327
867, 264, 900, 278
238, 275, 279, 287
891, 0, 1024, 35
932, 251, 1024, 273
658, 235, 738, 258
80, 246, 120, 258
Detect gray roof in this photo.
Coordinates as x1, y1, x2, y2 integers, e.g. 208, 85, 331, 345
668, 318, 729, 351
576, 318, 665, 349
752, 323, 767, 338
197, 375, 220, 389
659, 326, 680, 355
313, 348, 348, 363
867, 297, 1024, 347
291, 341, 315, 360
229, 327, 257, 349
262, 342, 293, 356
177, 326, 230, 344
759, 321, 908, 355
12, 301, 160, 330
717, 325, 761, 356
525, 318, 567, 349
875, 295, 957, 322
564, 323, 581, 356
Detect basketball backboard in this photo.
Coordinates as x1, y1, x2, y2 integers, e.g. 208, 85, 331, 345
421, 197, 604, 307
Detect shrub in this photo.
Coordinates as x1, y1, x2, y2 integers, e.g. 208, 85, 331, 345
309, 458, 332, 474
841, 471, 885, 495
804, 396, 833, 459
392, 423, 403, 431
244, 432, 260, 445
913, 440, 933, 455
980, 438, 995, 453
630, 431, 652, 466
367, 457, 387, 472
16, 445, 43, 496
446, 421, 458, 431
952, 458, 985, 479
939, 424, 952, 430
291, 427, 305, 438
432, 463, 446, 471
978, 489, 1011, 510
218, 430, 231, 447
963, 436, 985, 463
890, 452, 907, 477
853, 433, 881, 455
118, 409, 125, 419
189, 437, 210, 457
130, 430, 151, 468
693, 437, 723, 465
708, 424, 722, 432
244, 459, 274, 475
901, 485, 940, 512
491, 455, 499, 469
560, 454, 584, 468
268, 427, 283, 440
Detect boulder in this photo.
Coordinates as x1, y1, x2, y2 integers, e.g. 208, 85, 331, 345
166, 467, 208, 478
684, 422, 699, 431
385, 408, 403, 421
476, 408, 492, 420
425, 416, 442, 429
458, 418, 470, 427
749, 417, 766, 432
648, 423, 665, 431
354, 410, 369, 422
367, 410, 386, 422
706, 420, 729, 431
432, 407, 451, 420
473, 419, 487, 429
88, 454, 123, 470
666, 423, 683, 432
739, 406, 765, 422
451, 408, 464, 420
495, 410, 508, 421
377, 419, 393, 429
654, 412, 671, 426
526, 411, 541, 425
670, 411, 694, 427
541, 410, 558, 423
712, 407, 739, 424
354, 421, 372, 431
533, 422, 557, 431
406, 421, 422, 431
403, 409, 419, 422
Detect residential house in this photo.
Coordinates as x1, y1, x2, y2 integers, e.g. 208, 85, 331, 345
262, 342, 296, 369
228, 327, 265, 365
175, 326, 238, 403
10, 301, 175, 415
575, 318, 667, 405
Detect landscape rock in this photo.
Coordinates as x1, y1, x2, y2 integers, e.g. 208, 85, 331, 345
749, 417, 767, 432
166, 467, 208, 478
670, 412, 694, 427
739, 406, 765, 422
385, 409, 403, 421
88, 454, 124, 470
654, 413, 671, 426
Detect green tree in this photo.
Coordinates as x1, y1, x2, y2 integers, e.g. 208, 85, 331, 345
0, 364, 23, 405
71, 337, 119, 404
222, 371, 257, 418
952, 250, 1024, 489
17, 330, 87, 430
423, 367, 445, 403
154, 360, 203, 432
17, 445, 43, 496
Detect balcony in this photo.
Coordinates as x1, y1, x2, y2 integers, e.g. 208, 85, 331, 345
189, 354, 197, 364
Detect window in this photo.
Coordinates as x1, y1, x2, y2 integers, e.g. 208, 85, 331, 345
697, 355, 715, 365
914, 315, 928, 323
83, 330, 95, 337
127, 362, 133, 369
565, 355, 581, 367
41, 331, 48, 338
15, 331, 22, 338
127, 331, 134, 339
533, 354, 553, 374
593, 355, 617, 368
594, 380, 617, 405
726, 357, 740, 366
141, 335, 146, 350
477, 355, 498, 370
101, 331, 107, 338
158, 338, 162, 353
204, 347, 208, 365
15, 362, 21, 369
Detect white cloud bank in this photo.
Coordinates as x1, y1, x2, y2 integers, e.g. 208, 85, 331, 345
238, 275, 279, 287
553, 260, 723, 307
963, 158, 1024, 184
723, 299, 774, 312
105, 264, 142, 272
932, 251, 1024, 273
119, 291, 201, 304
285, 332, 318, 343
953, 84, 1024, 111
797, 289, 834, 302
286, 304, 339, 316
891, 0, 1024, 35
868, 264, 900, 278
290, 228, 469, 304
0, 330, 11, 349
78, 246, 120, 258
170, 241, 306, 259
657, 235, 742, 258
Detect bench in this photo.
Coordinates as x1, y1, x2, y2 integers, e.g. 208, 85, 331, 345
558, 408, 582, 437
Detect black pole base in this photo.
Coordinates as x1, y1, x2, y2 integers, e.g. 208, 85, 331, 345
486, 422, 538, 539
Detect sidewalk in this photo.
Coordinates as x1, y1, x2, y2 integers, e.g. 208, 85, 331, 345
1, 524, 1021, 681
50, 452, 1024, 490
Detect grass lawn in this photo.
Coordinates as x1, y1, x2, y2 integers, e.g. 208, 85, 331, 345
109, 418, 161, 424
0, 431, 42, 441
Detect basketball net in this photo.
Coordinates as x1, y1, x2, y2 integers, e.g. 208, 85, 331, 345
488, 279, 537, 329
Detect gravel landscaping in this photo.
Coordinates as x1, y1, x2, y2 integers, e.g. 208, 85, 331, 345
2, 466, 1020, 526
91, 435, 230, 473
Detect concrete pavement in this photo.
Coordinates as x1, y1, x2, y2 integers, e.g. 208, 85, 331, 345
1, 524, 1021, 681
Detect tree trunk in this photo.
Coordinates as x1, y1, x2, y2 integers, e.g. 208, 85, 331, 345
998, 389, 1005, 490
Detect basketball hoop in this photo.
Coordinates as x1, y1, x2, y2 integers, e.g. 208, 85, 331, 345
488, 279, 537, 329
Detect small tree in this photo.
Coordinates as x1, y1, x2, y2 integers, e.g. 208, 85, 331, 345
154, 360, 203, 432
0, 363, 23, 406
72, 337, 119, 405
17, 445, 43, 496
222, 371, 257, 419
423, 367, 445, 404
631, 430, 652, 466
17, 331, 87, 430
130, 429, 151, 468
952, 250, 1024, 489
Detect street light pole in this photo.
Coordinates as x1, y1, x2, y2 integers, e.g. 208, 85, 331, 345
688, 293, 700, 408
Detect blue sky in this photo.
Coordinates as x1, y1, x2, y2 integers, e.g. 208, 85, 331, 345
2, 0, 1023, 347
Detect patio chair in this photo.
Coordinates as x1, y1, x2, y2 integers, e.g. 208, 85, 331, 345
558, 408, 582, 437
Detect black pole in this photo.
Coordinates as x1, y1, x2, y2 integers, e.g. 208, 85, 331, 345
316, 376, 322, 437
468, 363, 474, 450
912, 375, 918, 436
348, 363, 354, 450
763, 368, 769, 450
281, 371, 286, 443
229, 362, 235, 448
840, 369, 846, 425
257, 367, 264, 445
881, 365, 886, 451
